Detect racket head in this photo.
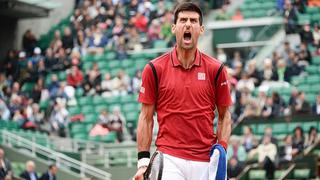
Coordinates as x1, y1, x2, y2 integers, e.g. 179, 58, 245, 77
144, 151, 163, 180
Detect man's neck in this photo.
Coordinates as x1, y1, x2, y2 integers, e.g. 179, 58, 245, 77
176, 46, 197, 69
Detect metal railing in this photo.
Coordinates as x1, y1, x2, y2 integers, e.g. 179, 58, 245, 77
1, 130, 112, 180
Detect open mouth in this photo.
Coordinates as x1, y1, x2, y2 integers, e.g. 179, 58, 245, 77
183, 32, 192, 41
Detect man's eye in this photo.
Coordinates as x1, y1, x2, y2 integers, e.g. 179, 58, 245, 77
191, 19, 197, 23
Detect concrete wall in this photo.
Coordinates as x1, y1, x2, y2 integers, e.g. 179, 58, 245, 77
14, 0, 74, 50
0, 16, 18, 59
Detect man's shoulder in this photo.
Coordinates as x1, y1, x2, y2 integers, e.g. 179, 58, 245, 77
201, 52, 223, 67
150, 51, 171, 66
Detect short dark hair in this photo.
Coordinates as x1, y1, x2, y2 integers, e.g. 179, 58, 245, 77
49, 164, 56, 170
173, 2, 203, 25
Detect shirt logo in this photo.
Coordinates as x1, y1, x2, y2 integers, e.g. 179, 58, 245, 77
198, 72, 206, 80
221, 80, 228, 86
140, 86, 145, 94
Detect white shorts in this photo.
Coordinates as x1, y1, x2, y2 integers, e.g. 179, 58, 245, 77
161, 153, 209, 180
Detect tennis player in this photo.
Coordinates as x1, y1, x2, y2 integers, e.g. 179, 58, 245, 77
134, 2, 232, 180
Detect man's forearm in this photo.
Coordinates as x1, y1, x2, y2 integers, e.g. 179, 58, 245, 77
137, 113, 154, 152
217, 110, 232, 143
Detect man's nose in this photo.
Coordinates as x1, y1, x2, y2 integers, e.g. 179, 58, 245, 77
185, 19, 191, 27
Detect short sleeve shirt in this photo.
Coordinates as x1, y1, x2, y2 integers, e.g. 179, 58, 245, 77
139, 47, 232, 161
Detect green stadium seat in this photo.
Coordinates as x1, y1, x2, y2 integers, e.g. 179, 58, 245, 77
108, 60, 121, 69
135, 59, 148, 69
305, 65, 319, 74
257, 124, 269, 135
104, 51, 117, 60
97, 61, 108, 70
272, 123, 288, 135
248, 2, 261, 10
94, 105, 108, 114
126, 111, 139, 122
297, 84, 311, 93
126, 67, 138, 76
288, 122, 302, 132
305, 93, 317, 104
122, 103, 139, 113
73, 133, 87, 140
105, 96, 120, 104
69, 106, 81, 115
93, 54, 104, 62
75, 88, 84, 97
302, 121, 318, 132
249, 169, 265, 179
312, 56, 320, 65
121, 59, 134, 68
21, 82, 35, 92
78, 96, 93, 106
82, 54, 95, 62
130, 53, 145, 60
108, 104, 122, 112
101, 132, 117, 143
82, 61, 93, 71
39, 100, 50, 110
81, 105, 95, 114
298, 14, 311, 25
306, 7, 319, 14
144, 53, 158, 60
120, 94, 135, 103
294, 169, 310, 179
58, 71, 67, 81
84, 114, 97, 124
311, 13, 320, 24
93, 95, 106, 105
153, 40, 168, 48
291, 76, 304, 86
310, 84, 320, 94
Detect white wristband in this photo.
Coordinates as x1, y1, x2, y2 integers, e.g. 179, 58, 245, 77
137, 158, 150, 169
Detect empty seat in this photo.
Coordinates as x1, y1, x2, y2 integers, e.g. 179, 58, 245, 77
249, 169, 265, 179
293, 169, 310, 179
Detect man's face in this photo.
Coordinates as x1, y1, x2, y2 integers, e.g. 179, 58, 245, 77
50, 166, 58, 175
172, 11, 204, 50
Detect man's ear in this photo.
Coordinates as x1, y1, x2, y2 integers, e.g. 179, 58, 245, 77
200, 25, 204, 35
171, 24, 176, 34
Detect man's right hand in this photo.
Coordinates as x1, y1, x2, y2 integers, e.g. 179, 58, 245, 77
134, 166, 148, 180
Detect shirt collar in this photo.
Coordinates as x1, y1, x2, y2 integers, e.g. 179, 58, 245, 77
171, 46, 201, 68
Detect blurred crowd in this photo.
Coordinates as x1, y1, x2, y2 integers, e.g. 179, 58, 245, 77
227, 125, 319, 179
0, 147, 58, 180
217, 38, 320, 124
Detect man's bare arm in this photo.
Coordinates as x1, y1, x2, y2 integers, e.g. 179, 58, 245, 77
137, 103, 155, 152
216, 105, 232, 148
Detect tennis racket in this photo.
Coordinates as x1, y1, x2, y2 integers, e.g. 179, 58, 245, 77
143, 151, 163, 180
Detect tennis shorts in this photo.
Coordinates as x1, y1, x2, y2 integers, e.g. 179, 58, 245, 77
161, 153, 209, 180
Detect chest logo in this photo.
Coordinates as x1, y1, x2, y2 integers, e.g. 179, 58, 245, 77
197, 72, 206, 80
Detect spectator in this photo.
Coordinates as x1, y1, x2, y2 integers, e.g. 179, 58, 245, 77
62, 27, 74, 53
282, 41, 292, 62
313, 23, 320, 46
236, 72, 255, 93
28, 103, 44, 126
232, 9, 243, 21
241, 126, 258, 152
298, 42, 312, 65
279, 135, 294, 165
257, 136, 277, 180
246, 60, 260, 86
227, 157, 243, 180
112, 70, 130, 96
271, 92, 286, 116
286, 52, 302, 81
83, 63, 102, 95
305, 126, 318, 147
131, 69, 142, 94
227, 137, 247, 163
49, 99, 69, 137
101, 73, 113, 97
127, 27, 143, 51
67, 66, 84, 88
147, 19, 162, 42
0, 148, 12, 180
108, 106, 126, 142
22, 29, 38, 56
132, 12, 148, 32
261, 97, 275, 118
0, 98, 10, 121
300, 24, 314, 45
98, 109, 110, 126
312, 94, 320, 115
215, 5, 230, 21
4, 50, 19, 80
48, 75, 60, 99
40, 164, 57, 180
216, 48, 227, 63
29, 47, 44, 67
260, 127, 278, 147
160, 11, 174, 45
87, 26, 108, 54
260, 58, 278, 82
292, 126, 305, 155
283, 1, 298, 34
19, 160, 39, 180
294, 92, 310, 114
